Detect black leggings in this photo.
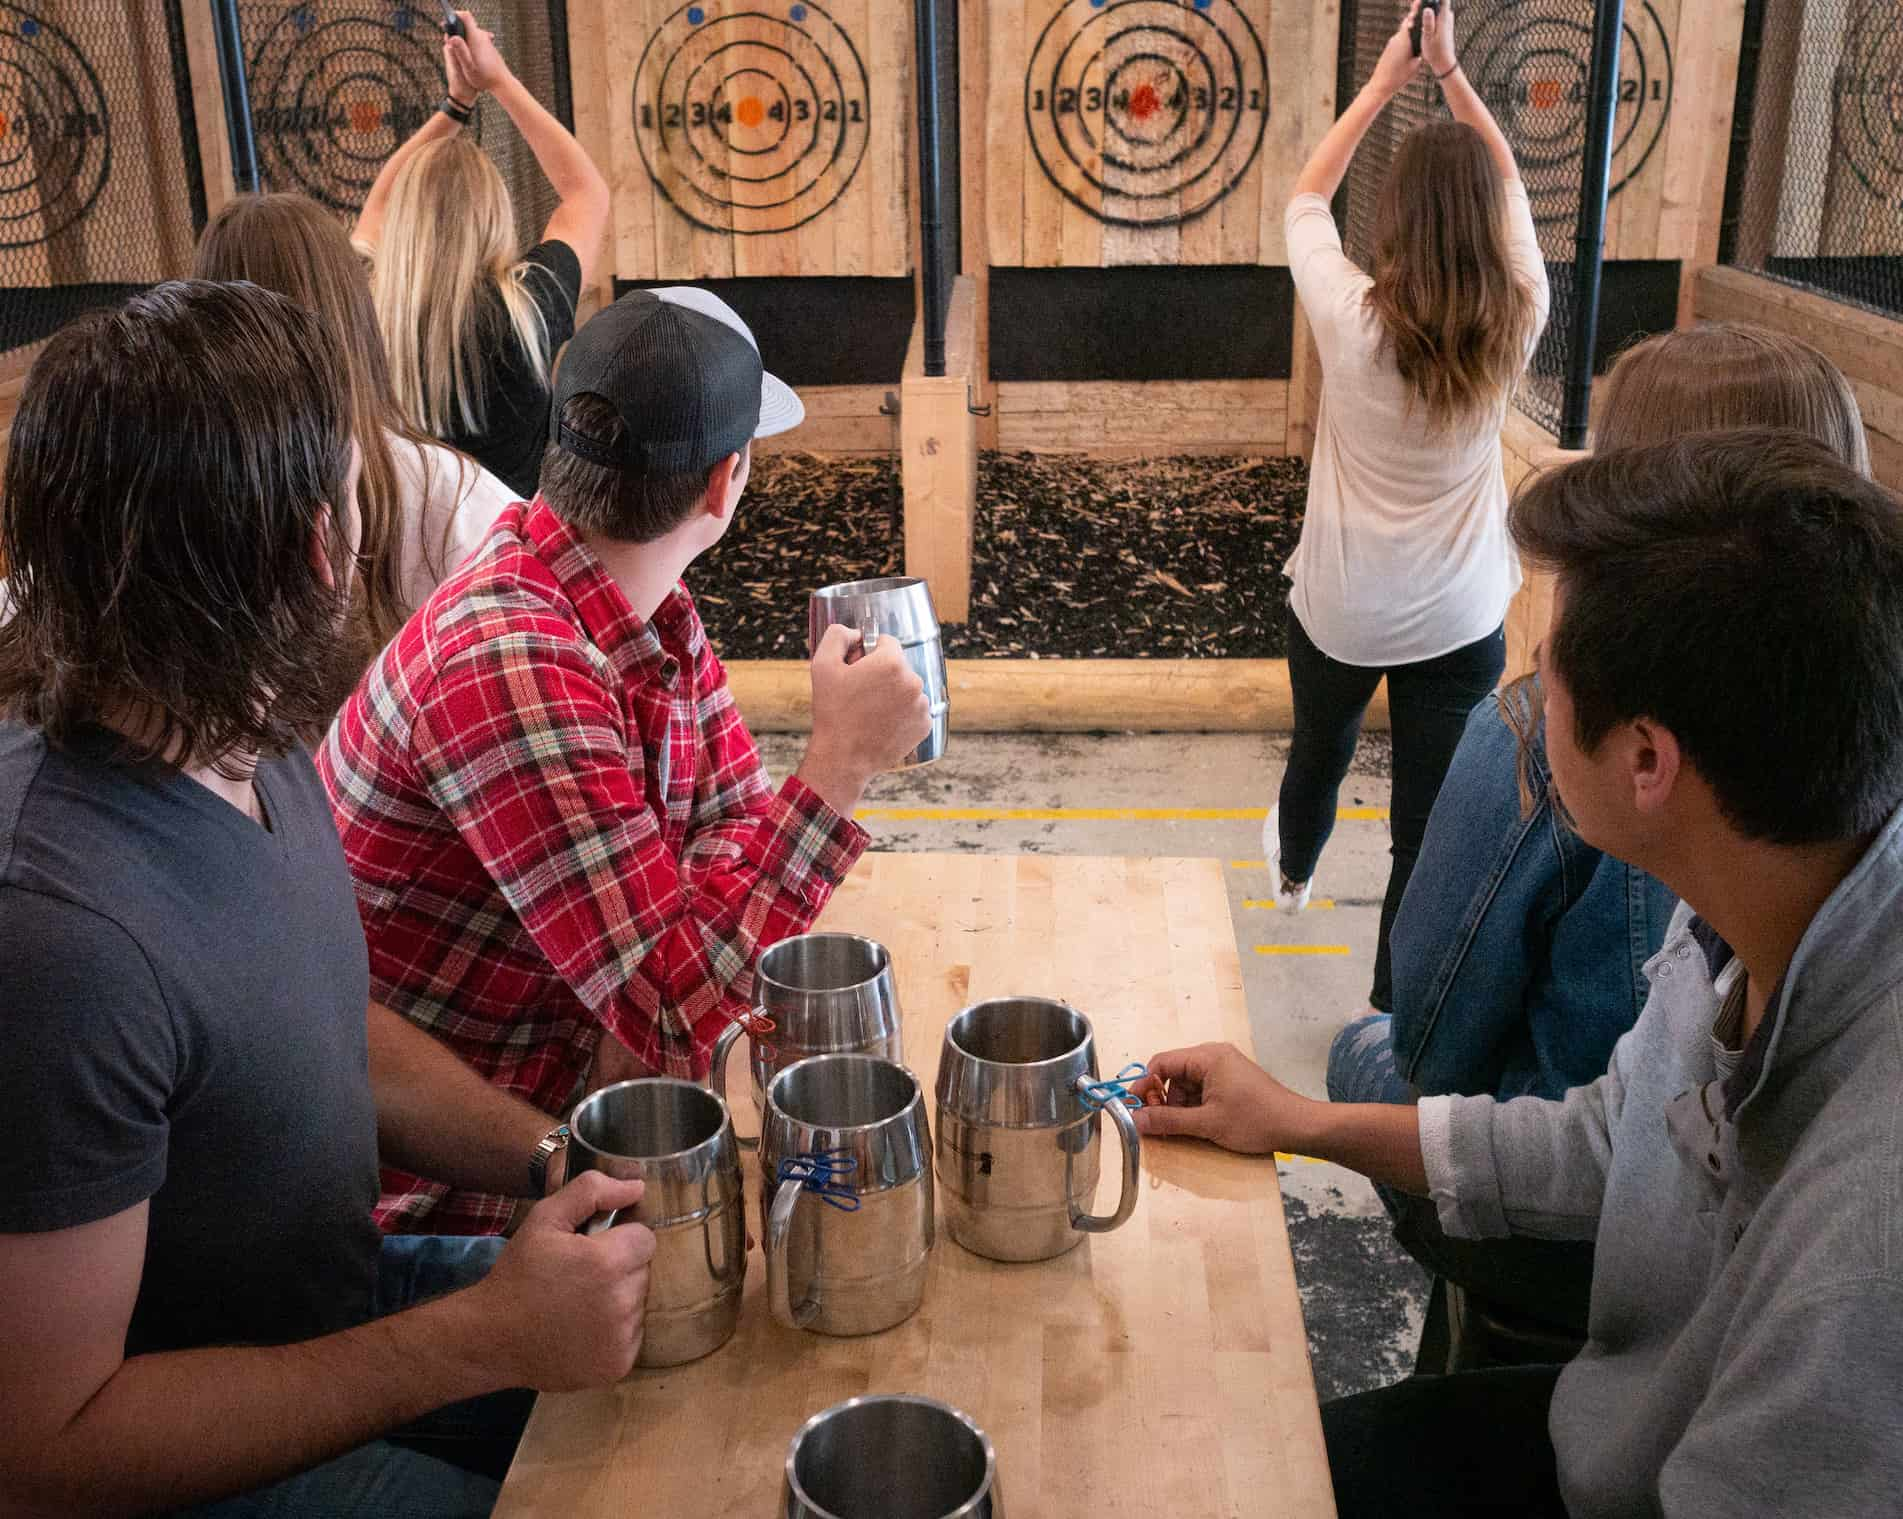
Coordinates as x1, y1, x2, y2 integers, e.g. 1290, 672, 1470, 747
1278, 607, 1506, 1012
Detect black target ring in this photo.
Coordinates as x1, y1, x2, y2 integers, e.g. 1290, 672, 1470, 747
1025, 0, 1269, 228
1836, 1, 1901, 206
1463, 0, 1673, 228
0, 4, 110, 250
248, 7, 472, 214
632, 2, 871, 236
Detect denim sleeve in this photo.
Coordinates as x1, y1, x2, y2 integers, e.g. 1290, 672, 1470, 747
1388, 696, 1574, 1097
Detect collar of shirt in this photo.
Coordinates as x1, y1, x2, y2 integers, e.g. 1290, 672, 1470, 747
1686, 914, 1785, 1121
523, 497, 699, 693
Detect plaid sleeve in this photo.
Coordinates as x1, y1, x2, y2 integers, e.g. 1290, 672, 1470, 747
408, 633, 865, 1078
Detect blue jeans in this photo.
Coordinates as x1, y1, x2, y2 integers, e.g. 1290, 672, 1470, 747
170, 1235, 527, 1518
1328, 1015, 1595, 1333
1279, 608, 1507, 1012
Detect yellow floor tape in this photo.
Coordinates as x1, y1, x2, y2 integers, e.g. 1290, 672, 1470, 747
855, 805, 1391, 824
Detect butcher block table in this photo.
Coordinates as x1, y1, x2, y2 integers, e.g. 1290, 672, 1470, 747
495, 853, 1337, 1517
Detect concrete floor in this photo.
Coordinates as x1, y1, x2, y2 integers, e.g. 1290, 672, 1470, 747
758, 729, 1430, 1402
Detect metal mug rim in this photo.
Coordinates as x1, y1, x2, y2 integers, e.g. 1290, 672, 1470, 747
567, 1077, 733, 1168
757, 932, 894, 1001
809, 575, 928, 600
944, 997, 1093, 1074
783, 1393, 998, 1519
766, 1052, 925, 1136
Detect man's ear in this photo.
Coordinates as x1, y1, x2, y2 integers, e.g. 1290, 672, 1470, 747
704, 450, 743, 523
309, 504, 337, 591
1626, 716, 1684, 817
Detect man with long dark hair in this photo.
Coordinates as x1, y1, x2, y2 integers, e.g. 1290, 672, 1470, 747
0, 281, 656, 1516
1132, 432, 1903, 1515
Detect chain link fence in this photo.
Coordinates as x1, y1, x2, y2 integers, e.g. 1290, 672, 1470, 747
1722, 0, 1902, 319
235, 1, 568, 252
1337, 0, 1634, 434
0, 0, 207, 363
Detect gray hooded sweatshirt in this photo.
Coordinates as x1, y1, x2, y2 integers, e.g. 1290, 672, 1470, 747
1418, 801, 1903, 1517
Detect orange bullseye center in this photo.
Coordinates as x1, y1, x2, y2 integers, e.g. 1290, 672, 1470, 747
736, 96, 765, 128
1128, 82, 1161, 119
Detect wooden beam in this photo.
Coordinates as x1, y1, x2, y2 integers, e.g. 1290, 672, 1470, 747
995, 380, 1289, 455
725, 657, 1391, 734
901, 274, 979, 622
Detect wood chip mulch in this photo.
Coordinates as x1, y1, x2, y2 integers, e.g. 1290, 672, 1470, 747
696, 450, 1309, 660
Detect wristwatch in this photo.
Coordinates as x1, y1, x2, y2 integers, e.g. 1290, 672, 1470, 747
528, 1123, 571, 1197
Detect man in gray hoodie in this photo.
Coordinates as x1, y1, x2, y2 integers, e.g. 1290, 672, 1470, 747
1133, 430, 1903, 1517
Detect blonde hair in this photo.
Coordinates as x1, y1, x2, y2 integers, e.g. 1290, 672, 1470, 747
1365, 122, 1541, 431
194, 192, 488, 663
370, 135, 555, 438
1502, 320, 1872, 809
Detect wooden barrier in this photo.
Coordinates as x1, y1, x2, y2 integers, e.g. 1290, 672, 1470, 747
727, 656, 1391, 733
901, 274, 979, 621
1693, 265, 1903, 492
572, 0, 911, 281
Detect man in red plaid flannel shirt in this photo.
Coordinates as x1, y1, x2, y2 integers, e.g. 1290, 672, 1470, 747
321, 287, 931, 1235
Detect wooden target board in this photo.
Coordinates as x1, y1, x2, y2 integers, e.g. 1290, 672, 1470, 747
986, 0, 1336, 268
1822, 0, 1901, 255
0, 4, 109, 286
603, 0, 910, 279
1457, 0, 1739, 263
244, 2, 470, 213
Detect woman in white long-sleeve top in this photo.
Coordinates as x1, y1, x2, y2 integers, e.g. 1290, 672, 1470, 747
1268, 0, 1550, 1019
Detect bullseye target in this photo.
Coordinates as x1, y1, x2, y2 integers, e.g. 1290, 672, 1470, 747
0, 4, 109, 250
1024, 0, 1270, 228
631, 1, 871, 236
246, 3, 473, 213
1464, 0, 1673, 226
1835, 1, 1902, 208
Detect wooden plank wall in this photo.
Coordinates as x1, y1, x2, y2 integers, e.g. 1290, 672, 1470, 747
574, 0, 911, 281
1694, 265, 1903, 491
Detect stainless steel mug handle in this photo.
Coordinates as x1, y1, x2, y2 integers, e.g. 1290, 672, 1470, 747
581, 1207, 621, 1237
767, 1175, 819, 1330
859, 626, 880, 655
706, 1019, 759, 1151
1069, 1074, 1142, 1235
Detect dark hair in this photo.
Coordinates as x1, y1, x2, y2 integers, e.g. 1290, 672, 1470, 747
0, 279, 356, 769
537, 393, 737, 542
1511, 429, 1903, 844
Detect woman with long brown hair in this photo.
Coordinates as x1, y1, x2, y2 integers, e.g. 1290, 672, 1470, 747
193, 192, 514, 669
355, 10, 608, 499
1269, 0, 1548, 1024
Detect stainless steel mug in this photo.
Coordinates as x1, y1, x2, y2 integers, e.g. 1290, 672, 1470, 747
781, 1395, 1002, 1518
761, 1054, 934, 1336
567, 1078, 746, 1368
708, 933, 905, 1149
807, 576, 949, 768
934, 997, 1141, 1263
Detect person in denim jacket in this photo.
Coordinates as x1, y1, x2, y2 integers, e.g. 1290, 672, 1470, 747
1326, 320, 1874, 1334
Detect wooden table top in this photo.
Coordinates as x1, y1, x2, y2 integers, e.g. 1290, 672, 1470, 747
495, 853, 1336, 1518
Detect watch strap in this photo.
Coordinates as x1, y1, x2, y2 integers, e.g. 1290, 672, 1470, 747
528, 1123, 571, 1196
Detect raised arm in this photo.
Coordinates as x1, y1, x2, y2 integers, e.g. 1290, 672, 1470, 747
1292, 1, 1425, 202
445, 11, 610, 291
1421, 0, 1520, 183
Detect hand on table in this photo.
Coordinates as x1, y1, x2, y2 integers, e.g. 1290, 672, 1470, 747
1371, 1, 1427, 95
1129, 1042, 1315, 1156
476, 1172, 657, 1389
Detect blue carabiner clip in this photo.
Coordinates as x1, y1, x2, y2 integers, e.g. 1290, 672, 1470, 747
1079, 1062, 1147, 1112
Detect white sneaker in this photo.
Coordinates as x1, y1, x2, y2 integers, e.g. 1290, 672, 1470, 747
1262, 803, 1313, 914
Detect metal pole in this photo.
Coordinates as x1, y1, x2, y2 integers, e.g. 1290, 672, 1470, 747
547, 0, 575, 130
1717, 0, 1767, 265
914, 0, 946, 377
1560, 0, 1624, 449
209, 0, 260, 194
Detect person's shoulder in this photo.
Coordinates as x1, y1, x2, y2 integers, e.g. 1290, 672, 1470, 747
521, 239, 583, 300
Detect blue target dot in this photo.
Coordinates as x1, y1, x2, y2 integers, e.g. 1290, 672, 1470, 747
293, 5, 315, 33
393, 6, 414, 32
19, 16, 40, 34
790, 2, 807, 18
686, 5, 705, 22
1193, 0, 1213, 8
1089, 0, 1107, 7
